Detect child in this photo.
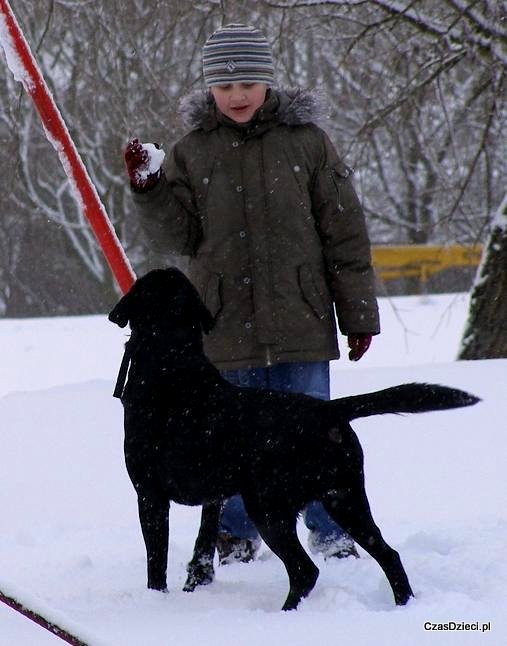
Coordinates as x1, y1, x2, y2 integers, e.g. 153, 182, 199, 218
125, 23, 380, 563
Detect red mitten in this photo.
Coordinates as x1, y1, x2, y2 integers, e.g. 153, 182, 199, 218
124, 138, 162, 191
347, 333, 372, 361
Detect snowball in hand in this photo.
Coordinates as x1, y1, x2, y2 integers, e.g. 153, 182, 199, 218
139, 143, 165, 179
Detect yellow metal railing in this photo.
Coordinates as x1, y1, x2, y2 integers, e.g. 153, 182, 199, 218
372, 245, 483, 284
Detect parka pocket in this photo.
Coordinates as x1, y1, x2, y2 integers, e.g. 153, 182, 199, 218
330, 161, 353, 214
202, 272, 223, 319
193, 271, 223, 319
297, 263, 330, 320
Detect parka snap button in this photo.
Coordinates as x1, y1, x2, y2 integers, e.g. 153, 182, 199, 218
294, 165, 301, 172
243, 277, 251, 284
232, 141, 239, 148
202, 177, 209, 184
239, 230, 247, 238
236, 185, 243, 192
244, 321, 252, 329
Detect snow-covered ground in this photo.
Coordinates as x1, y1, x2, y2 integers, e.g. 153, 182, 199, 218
1, 292, 505, 645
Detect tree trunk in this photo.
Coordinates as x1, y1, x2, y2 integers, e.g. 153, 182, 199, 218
458, 195, 507, 360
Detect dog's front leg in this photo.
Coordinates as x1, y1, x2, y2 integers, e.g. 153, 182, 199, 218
183, 501, 222, 592
137, 491, 170, 591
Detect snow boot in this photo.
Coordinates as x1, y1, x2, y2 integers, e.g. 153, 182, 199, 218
217, 532, 261, 565
307, 531, 360, 560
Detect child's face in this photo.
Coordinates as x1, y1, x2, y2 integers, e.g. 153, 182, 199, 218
210, 83, 268, 123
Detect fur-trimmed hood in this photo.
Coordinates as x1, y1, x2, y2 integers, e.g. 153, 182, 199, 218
178, 87, 326, 131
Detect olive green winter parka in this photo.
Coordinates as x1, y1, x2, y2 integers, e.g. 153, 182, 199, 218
132, 88, 380, 369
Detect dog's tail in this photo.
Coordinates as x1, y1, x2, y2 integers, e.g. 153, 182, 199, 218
331, 383, 480, 421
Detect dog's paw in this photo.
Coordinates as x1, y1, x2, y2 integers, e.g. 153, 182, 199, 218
148, 581, 168, 593
394, 589, 414, 606
183, 562, 215, 592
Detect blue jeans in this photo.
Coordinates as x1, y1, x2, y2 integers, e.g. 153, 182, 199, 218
219, 361, 347, 546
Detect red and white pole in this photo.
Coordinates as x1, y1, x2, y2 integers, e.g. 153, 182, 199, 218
0, 0, 136, 294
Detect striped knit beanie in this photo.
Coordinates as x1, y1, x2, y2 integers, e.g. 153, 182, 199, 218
202, 24, 275, 87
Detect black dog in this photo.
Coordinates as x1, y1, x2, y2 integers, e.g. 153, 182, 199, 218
109, 268, 479, 611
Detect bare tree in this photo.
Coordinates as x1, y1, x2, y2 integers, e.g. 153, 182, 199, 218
458, 195, 507, 359
261, 0, 504, 242
0, 0, 505, 327
0, 0, 222, 314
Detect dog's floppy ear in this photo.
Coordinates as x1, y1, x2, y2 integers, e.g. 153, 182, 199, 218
108, 292, 132, 328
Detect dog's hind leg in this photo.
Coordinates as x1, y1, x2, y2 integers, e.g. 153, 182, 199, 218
137, 490, 170, 591
246, 507, 319, 611
184, 501, 222, 592
322, 485, 413, 606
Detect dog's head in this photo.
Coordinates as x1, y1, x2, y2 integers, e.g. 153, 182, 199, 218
108, 268, 214, 336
